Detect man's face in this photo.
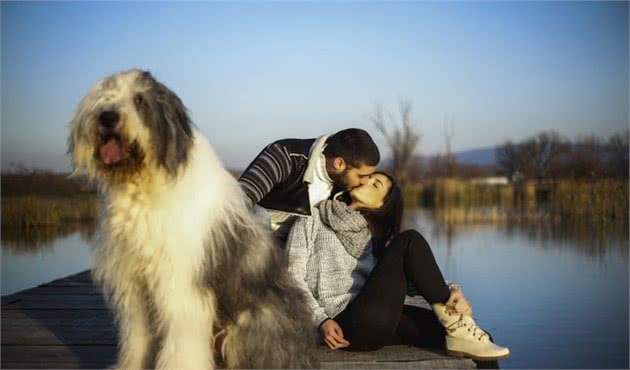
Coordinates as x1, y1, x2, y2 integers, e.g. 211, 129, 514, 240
331, 163, 376, 190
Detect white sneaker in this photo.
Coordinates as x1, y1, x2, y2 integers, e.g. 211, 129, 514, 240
432, 303, 510, 361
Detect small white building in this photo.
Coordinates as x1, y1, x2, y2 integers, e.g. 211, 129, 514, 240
469, 176, 509, 185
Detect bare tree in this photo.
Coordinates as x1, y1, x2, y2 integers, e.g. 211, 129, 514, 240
569, 135, 606, 179
498, 130, 626, 180
371, 100, 422, 184
607, 130, 629, 178
443, 116, 456, 177
496, 140, 524, 182
521, 131, 567, 181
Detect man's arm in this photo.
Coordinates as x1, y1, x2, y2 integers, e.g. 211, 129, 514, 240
238, 142, 293, 208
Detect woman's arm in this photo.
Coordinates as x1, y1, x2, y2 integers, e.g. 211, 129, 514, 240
285, 216, 330, 327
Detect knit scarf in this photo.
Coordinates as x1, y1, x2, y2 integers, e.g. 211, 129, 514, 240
318, 199, 372, 258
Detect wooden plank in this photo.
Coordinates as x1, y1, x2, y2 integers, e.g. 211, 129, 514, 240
1, 346, 474, 369
2, 328, 116, 346
318, 345, 448, 362
1, 344, 472, 365
322, 359, 476, 369
1, 270, 477, 369
2, 295, 107, 310
51, 271, 93, 283
3, 361, 475, 370
1, 361, 107, 369
1, 345, 116, 366
2, 308, 116, 346
1, 361, 476, 370
1, 294, 22, 306
2, 318, 113, 329
2, 309, 111, 320
2, 310, 113, 326
21, 286, 101, 295
1, 271, 100, 305
317, 346, 476, 368
43, 280, 95, 287
42, 270, 95, 287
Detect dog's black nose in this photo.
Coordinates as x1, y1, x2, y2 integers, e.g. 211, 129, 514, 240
99, 110, 119, 128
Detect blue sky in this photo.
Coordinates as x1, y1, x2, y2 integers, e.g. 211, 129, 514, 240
1, 1, 628, 171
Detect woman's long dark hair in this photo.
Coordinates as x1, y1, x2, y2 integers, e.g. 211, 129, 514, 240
338, 172, 403, 248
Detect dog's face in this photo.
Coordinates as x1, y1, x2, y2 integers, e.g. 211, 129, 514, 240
68, 69, 193, 184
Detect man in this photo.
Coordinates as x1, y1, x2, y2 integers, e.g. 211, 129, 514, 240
239, 128, 380, 237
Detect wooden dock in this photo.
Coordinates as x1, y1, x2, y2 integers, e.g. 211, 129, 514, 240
1, 271, 477, 369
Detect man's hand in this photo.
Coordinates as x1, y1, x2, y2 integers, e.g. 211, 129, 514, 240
320, 319, 350, 350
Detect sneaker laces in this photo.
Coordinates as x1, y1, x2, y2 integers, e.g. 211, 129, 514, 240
445, 314, 490, 342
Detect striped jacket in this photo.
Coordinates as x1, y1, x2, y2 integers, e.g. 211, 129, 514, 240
239, 138, 317, 216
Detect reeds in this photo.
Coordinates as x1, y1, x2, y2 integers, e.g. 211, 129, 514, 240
1, 195, 99, 228
404, 178, 629, 223
1, 172, 99, 228
551, 179, 629, 222
406, 179, 516, 209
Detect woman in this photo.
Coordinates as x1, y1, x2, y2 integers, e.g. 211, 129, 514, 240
286, 172, 510, 361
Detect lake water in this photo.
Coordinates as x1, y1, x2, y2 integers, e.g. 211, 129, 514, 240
1, 210, 628, 368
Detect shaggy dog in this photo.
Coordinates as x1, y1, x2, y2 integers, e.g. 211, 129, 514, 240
68, 69, 318, 369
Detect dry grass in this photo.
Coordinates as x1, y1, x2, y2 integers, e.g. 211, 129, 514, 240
404, 178, 628, 223
1, 195, 99, 228
1, 171, 96, 197
2, 172, 626, 229
552, 179, 629, 222
1, 172, 99, 228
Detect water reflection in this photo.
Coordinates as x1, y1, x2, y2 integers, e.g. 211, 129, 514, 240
1, 221, 96, 253
1, 223, 95, 295
4, 207, 625, 258
405, 207, 629, 259
403, 207, 629, 369
1, 209, 627, 368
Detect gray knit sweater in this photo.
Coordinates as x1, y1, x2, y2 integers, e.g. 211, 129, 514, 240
285, 201, 376, 328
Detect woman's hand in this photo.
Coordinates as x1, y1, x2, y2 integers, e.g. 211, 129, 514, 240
445, 284, 473, 316
320, 319, 350, 350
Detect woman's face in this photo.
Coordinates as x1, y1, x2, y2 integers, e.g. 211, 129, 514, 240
349, 173, 392, 209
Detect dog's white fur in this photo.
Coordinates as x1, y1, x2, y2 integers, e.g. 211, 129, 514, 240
69, 70, 316, 369
95, 136, 233, 369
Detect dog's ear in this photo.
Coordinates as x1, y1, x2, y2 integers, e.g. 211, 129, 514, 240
67, 124, 78, 174
153, 82, 194, 176
68, 89, 99, 179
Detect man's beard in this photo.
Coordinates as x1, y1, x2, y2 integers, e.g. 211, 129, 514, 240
329, 167, 350, 191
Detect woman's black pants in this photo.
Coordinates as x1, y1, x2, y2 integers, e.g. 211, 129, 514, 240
334, 229, 451, 351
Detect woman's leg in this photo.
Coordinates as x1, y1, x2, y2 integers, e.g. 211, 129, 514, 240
333, 239, 408, 351
395, 231, 509, 359
397, 305, 446, 349
395, 229, 451, 305
334, 229, 450, 351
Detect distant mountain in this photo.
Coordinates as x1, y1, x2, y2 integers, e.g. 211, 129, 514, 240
390, 146, 498, 168
454, 147, 497, 166
452, 143, 618, 166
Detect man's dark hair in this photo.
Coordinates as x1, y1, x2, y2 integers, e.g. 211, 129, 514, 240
323, 128, 380, 168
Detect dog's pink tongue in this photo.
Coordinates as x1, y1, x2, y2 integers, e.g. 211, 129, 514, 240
99, 138, 123, 165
